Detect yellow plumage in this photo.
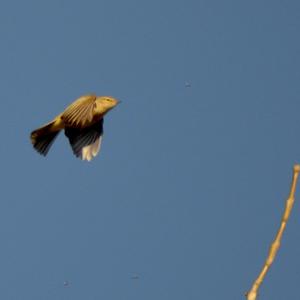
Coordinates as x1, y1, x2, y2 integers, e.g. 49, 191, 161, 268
30, 94, 119, 161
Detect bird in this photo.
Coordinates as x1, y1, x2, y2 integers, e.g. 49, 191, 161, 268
30, 94, 119, 161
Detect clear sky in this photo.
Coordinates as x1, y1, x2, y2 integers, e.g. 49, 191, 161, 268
1, 1, 300, 299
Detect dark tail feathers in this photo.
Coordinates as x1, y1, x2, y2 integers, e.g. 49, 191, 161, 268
31, 121, 60, 156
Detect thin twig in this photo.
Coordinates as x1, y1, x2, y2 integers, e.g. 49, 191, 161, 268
245, 164, 300, 300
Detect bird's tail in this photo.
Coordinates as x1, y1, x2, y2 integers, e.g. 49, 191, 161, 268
30, 120, 61, 156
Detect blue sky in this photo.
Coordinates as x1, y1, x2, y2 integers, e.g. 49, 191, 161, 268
1, 1, 300, 299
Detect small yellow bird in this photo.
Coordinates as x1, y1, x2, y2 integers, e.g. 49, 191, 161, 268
30, 94, 119, 161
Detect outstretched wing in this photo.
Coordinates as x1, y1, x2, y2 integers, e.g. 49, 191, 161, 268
64, 119, 104, 161
62, 94, 97, 127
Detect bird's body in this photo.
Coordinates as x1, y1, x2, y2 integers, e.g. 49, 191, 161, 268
30, 94, 119, 161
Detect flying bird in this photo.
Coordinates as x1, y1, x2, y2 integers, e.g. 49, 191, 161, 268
30, 94, 119, 161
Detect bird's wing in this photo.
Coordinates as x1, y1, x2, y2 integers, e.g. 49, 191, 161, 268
62, 95, 97, 127
64, 119, 104, 161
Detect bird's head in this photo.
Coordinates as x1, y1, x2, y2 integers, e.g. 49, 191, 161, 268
97, 96, 120, 114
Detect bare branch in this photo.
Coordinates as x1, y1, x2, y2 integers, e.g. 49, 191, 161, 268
245, 164, 300, 300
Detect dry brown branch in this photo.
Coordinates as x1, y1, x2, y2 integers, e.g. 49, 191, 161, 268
245, 164, 300, 300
